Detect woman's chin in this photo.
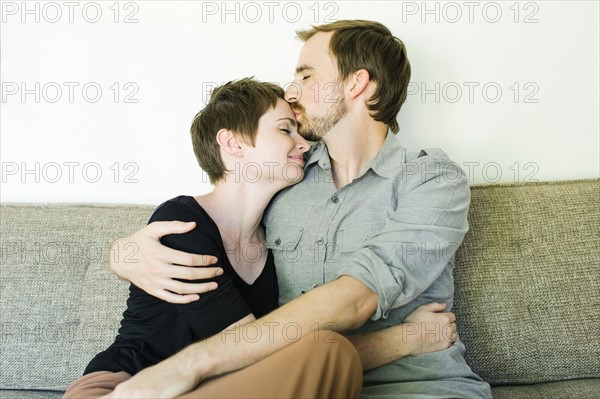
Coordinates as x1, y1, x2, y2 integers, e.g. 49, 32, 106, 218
282, 165, 304, 185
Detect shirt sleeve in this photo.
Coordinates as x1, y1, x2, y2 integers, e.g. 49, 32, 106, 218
148, 198, 252, 338
335, 150, 470, 320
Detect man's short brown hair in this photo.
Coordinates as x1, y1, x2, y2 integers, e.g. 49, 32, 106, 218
190, 78, 285, 184
296, 20, 411, 134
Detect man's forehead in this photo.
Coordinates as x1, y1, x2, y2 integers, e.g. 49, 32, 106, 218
299, 31, 333, 55
295, 32, 336, 71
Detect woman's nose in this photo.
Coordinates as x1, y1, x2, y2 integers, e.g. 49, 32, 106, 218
296, 136, 310, 153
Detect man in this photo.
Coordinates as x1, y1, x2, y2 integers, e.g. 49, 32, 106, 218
108, 20, 492, 398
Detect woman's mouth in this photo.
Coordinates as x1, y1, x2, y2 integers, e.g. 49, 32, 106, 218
288, 156, 305, 166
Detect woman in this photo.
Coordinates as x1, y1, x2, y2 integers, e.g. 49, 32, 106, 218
64, 78, 456, 399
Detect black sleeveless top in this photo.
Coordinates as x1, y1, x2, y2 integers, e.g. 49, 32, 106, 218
84, 196, 278, 376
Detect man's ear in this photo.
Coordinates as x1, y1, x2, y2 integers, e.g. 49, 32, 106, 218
215, 129, 243, 157
347, 69, 371, 99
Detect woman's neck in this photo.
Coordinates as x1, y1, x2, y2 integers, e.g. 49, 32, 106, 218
195, 181, 277, 246
196, 182, 277, 284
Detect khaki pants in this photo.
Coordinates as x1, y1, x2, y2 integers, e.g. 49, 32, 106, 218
64, 332, 362, 399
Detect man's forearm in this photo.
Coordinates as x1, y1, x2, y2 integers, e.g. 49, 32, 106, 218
347, 326, 410, 371
176, 275, 378, 382
346, 302, 458, 371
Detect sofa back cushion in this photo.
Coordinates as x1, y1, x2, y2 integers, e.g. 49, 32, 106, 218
1, 179, 599, 391
453, 179, 600, 385
0, 204, 153, 390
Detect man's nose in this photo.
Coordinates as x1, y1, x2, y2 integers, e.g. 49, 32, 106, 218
285, 82, 300, 103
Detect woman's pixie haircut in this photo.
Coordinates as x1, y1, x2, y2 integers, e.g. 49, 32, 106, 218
190, 77, 285, 184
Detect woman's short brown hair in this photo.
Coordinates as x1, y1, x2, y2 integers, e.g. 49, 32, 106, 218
190, 78, 285, 184
296, 20, 411, 134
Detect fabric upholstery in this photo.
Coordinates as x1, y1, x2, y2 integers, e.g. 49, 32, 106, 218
1, 204, 153, 390
453, 179, 600, 387
1, 178, 598, 397
491, 378, 600, 399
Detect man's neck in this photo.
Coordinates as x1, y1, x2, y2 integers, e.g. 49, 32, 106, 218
323, 120, 388, 189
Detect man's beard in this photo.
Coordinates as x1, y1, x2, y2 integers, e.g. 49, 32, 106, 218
295, 95, 348, 142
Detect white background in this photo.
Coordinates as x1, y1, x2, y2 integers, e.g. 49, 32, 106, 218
1, 0, 599, 205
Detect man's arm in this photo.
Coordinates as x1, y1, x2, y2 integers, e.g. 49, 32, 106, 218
334, 152, 471, 319
347, 302, 457, 370
109, 220, 223, 304
104, 275, 376, 398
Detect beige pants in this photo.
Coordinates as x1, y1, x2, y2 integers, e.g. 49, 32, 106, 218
63, 332, 362, 399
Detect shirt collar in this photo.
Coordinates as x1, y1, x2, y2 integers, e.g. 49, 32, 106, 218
367, 131, 405, 178
304, 131, 404, 179
305, 141, 330, 170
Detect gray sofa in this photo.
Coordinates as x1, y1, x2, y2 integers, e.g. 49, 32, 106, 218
1, 178, 598, 398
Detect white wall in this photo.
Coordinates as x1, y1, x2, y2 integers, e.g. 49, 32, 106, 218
2, 0, 598, 205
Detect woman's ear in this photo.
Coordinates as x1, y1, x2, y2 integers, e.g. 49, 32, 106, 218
348, 68, 371, 99
216, 129, 243, 157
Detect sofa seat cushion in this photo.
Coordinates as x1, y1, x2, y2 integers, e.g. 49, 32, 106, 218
0, 390, 63, 399
491, 378, 600, 399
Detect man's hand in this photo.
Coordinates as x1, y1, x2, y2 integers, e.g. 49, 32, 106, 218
347, 302, 457, 370
402, 302, 457, 356
109, 221, 223, 304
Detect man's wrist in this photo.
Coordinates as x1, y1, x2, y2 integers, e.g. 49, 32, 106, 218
176, 341, 216, 384
395, 324, 414, 357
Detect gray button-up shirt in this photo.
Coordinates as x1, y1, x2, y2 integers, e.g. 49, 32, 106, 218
263, 132, 492, 398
